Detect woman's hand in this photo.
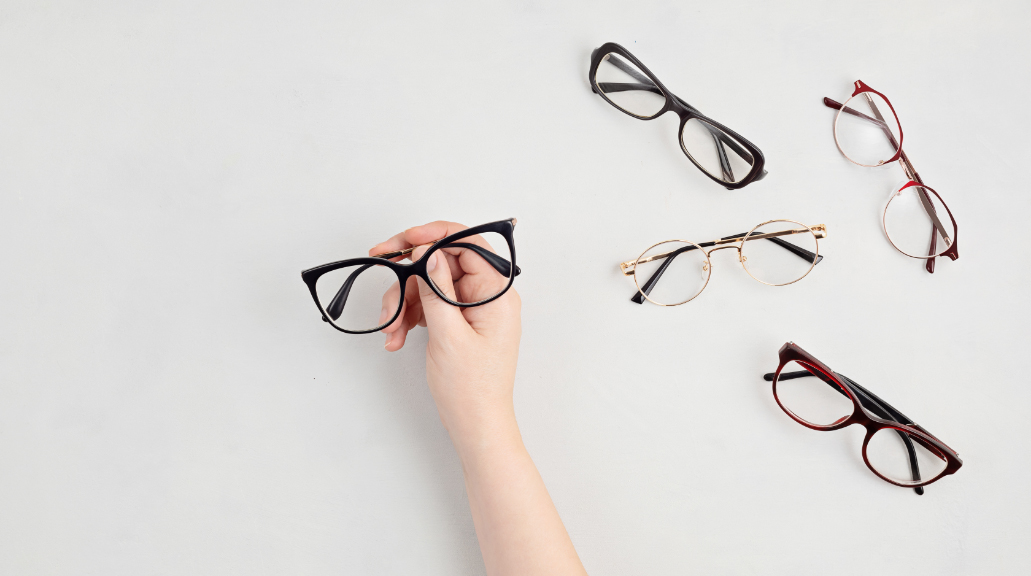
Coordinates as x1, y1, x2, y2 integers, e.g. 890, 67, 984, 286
368, 221, 522, 454
368, 221, 586, 576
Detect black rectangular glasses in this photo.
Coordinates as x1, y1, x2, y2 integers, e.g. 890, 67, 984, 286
589, 42, 767, 190
301, 219, 520, 334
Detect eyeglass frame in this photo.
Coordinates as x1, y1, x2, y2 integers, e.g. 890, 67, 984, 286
824, 80, 959, 273
300, 218, 520, 334
589, 42, 768, 190
619, 220, 827, 306
764, 342, 963, 494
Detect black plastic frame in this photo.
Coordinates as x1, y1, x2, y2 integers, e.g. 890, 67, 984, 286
589, 42, 767, 190
300, 219, 520, 334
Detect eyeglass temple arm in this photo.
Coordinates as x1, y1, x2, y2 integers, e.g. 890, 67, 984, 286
324, 243, 521, 322
822, 97, 950, 270
325, 264, 372, 321
763, 369, 942, 494
595, 51, 767, 182
625, 227, 826, 304
374, 243, 520, 278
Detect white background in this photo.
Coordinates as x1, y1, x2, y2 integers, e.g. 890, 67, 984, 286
1, 1, 1029, 574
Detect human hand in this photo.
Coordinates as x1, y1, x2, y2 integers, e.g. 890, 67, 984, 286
369, 221, 586, 575
368, 221, 522, 454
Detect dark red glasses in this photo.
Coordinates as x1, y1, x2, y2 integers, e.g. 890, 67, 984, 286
824, 81, 959, 274
764, 342, 962, 495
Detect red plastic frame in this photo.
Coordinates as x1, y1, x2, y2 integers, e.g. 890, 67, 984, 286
771, 342, 962, 490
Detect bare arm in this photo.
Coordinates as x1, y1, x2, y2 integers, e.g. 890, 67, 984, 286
370, 221, 587, 576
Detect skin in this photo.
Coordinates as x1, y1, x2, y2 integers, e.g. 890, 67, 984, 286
369, 221, 588, 576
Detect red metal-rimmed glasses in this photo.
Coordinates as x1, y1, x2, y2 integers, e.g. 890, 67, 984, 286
824, 81, 959, 273
764, 342, 962, 495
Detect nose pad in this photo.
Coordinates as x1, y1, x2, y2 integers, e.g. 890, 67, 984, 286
701, 261, 709, 279
739, 254, 747, 263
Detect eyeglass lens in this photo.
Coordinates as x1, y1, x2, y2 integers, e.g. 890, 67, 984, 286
834, 92, 902, 167
680, 118, 756, 184
740, 222, 819, 285
774, 361, 854, 427
426, 233, 514, 305
316, 263, 399, 332
632, 241, 710, 305
594, 52, 665, 118
866, 427, 948, 485
884, 186, 955, 258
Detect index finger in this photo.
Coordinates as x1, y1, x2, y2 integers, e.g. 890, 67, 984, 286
368, 231, 413, 262
403, 221, 469, 247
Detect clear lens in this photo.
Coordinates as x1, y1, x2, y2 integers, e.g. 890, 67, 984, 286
632, 241, 709, 305
680, 118, 756, 183
315, 263, 399, 332
834, 91, 902, 167
429, 231, 513, 305
741, 220, 819, 286
774, 361, 854, 427
883, 185, 956, 258
866, 427, 948, 485
594, 52, 666, 118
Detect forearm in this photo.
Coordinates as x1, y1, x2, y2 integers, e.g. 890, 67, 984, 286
456, 417, 588, 576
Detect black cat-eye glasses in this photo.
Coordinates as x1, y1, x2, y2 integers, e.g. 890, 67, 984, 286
301, 219, 520, 334
589, 42, 767, 189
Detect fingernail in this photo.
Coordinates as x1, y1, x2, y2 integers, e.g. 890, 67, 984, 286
426, 251, 437, 272
378, 306, 389, 325
384, 332, 392, 349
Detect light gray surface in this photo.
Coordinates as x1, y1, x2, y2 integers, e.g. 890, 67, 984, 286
2, 1, 1029, 574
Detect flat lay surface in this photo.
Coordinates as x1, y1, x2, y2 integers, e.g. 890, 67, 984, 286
1, 0, 1029, 574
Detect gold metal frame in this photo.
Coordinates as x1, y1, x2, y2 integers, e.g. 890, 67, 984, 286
628, 239, 711, 306
620, 220, 827, 306
372, 246, 417, 260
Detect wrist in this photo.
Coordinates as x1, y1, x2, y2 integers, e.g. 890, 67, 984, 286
448, 410, 523, 466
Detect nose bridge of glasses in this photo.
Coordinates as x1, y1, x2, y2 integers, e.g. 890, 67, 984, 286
705, 243, 742, 260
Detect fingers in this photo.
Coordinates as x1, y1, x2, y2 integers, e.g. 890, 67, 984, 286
403, 221, 468, 247
382, 276, 423, 351
408, 221, 498, 285
369, 231, 412, 262
384, 311, 412, 351
373, 221, 475, 350
379, 280, 405, 332
411, 245, 467, 333
440, 234, 509, 303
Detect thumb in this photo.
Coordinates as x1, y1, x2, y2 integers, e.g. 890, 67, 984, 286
416, 250, 467, 331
